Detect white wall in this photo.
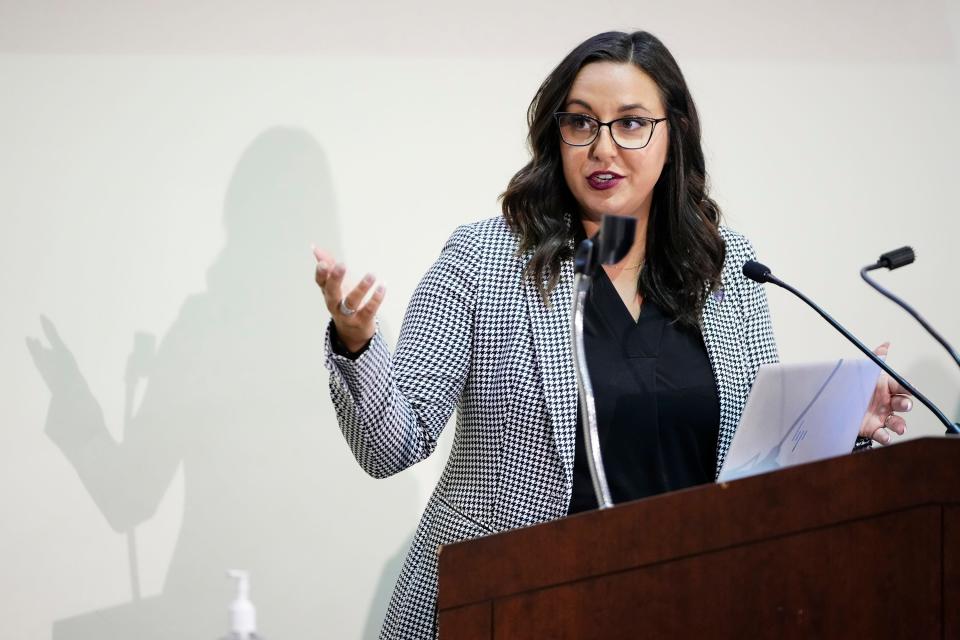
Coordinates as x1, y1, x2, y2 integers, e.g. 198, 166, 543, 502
2, 2, 958, 638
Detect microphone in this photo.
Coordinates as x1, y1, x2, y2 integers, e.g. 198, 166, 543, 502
574, 215, 637, 275
876, 246, 915, 270
742, 260, 960, 435
742, 260, 772, 284
860, 248, 960, 370
595, 214, 636, 266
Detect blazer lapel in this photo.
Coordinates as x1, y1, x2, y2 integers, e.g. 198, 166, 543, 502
523, 254, 578, 484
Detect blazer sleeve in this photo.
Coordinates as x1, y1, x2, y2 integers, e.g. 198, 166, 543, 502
324, 224, 480, 478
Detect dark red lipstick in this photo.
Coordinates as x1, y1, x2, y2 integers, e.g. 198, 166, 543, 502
587, 170, 624, 190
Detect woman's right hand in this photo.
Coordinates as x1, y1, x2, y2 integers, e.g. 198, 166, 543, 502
312, 246, 386, 353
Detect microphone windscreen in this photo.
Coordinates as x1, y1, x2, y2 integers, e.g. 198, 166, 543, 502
597, 215, 636, 265
878, 246, 915, 270
742, 260, 772, 283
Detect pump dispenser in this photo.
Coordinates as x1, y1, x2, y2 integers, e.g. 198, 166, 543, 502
222, 570, 263, 640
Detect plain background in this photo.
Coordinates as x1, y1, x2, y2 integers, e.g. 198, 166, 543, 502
2, 2, 959, 638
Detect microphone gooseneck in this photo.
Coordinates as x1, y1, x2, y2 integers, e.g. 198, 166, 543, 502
860, 248, 960, 370
742, 260, 960, 435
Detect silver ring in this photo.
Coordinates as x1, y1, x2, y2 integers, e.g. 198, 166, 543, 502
338, 298, 356, 316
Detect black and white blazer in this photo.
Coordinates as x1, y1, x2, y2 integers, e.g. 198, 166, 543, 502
325, 215, 780, 639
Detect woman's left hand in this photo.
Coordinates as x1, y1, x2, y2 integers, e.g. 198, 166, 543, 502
859, 342, 913, 445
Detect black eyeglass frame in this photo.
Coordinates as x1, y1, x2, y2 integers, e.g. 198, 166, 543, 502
554, 112, 668, 150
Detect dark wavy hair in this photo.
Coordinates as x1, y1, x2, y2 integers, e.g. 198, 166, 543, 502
500, 31, 725, 327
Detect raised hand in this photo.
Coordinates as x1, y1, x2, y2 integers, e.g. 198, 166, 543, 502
312, 246, 386, 353
26, 315, 105, 447
26, 315, 86, 396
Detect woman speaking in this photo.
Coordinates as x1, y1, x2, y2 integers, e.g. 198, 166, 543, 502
312, 30, 911, 640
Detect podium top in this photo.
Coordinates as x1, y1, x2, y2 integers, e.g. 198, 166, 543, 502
438, 436, 960, 610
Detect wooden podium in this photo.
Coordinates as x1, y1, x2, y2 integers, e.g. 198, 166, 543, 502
437, 437, 960, 639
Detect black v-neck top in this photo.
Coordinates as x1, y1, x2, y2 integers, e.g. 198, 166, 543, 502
567, 261, 721, 514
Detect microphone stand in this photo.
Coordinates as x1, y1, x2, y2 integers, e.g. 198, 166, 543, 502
570, 215, 636, 510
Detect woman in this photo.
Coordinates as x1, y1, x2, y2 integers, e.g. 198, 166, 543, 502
312, 31, 911, 639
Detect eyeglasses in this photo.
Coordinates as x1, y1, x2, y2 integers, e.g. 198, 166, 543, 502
554, 112, 667, 150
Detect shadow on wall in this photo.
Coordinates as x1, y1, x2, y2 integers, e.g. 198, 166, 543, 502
26, 128, 416, 639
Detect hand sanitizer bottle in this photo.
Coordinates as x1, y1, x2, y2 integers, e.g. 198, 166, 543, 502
221, 570, 264, 640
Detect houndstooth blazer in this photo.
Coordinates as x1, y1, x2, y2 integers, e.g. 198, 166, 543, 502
325, 215, 780, 639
